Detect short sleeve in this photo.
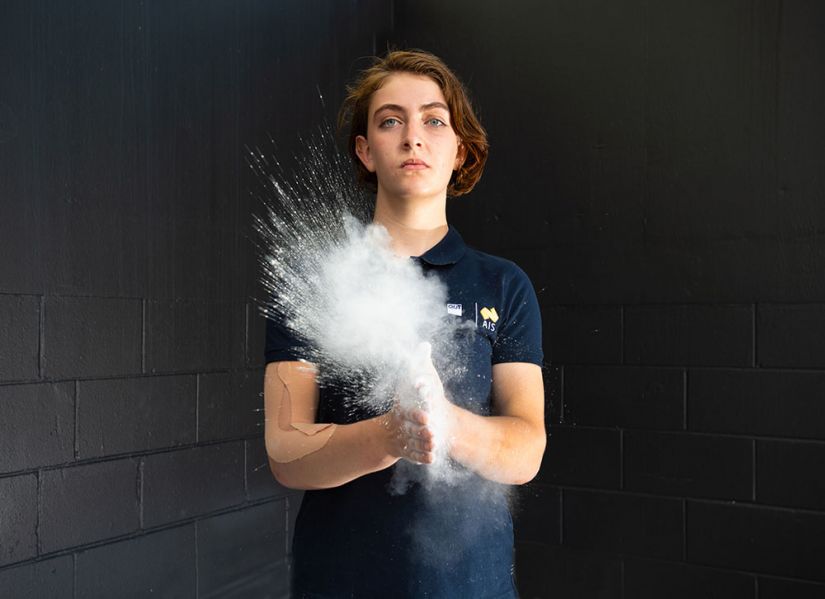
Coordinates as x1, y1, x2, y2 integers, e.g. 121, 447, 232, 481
264, 310, 312, 364
491, 265, 544, 365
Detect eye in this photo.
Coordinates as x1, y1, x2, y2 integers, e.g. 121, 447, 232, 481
426, 117, 447, 127
379, 117, 401, 128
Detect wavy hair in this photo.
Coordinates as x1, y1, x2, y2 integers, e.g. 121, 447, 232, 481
338, 49, 489, 197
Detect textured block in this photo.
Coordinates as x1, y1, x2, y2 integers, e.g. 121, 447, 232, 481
538, 427, 620, 489
564, 366, 683, 429
544, 305, 621, 364
624, 305, 753, 366
0, 295, 39, 381
514, 543, 622, 599
40, 459, 140, 552
0, 556, 73, 599
564, 490, 683, 560
758, 577, 825, 599
689, 369, 825, 439
142, 442, 245, 527
0, 474, 37, 566
245, 437, 290, 501
687, 501, 825, 581
758, 304, 825, 368
776, 2, 825, 294
144, 300, 233, 373
76, 525, 196, 598
77, 375, 196, 458
624, 431, 752, 500
22, 0, 149, 300
513, 484, 561, 545
623, 559, 755, 599
43, 296, 142, 378
0, 2, 39, 297
198, 370, 262, 442
0, 382, 74, 474
197, 500, 287, 597
144, 1, 244, 305
643, 0, 762, 247
757, 440, 825, 510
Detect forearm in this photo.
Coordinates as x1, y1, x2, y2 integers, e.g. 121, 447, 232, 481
269, 414, 399, 490
446, 403, 546, 485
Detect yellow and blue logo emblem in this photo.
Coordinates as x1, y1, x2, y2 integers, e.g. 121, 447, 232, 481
480, 306, 498, 331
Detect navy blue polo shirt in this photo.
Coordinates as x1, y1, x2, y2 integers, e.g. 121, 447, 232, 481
265, 226, 543, 598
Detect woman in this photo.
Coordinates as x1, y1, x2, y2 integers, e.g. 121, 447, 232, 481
264, 50, 545, 598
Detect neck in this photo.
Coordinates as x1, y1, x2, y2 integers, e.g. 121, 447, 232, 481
372, 191, 448, 257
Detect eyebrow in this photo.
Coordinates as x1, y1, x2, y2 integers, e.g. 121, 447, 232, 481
373, 102, 450, 118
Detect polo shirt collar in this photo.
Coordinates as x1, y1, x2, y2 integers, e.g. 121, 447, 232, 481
418, 226, 466, 266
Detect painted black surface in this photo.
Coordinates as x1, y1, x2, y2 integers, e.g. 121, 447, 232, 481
2, 0, 825, 596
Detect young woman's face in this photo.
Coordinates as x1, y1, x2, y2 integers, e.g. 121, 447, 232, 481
355, 73, 466, 203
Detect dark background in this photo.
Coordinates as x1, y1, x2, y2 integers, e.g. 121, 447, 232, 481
1, 1, 824, 597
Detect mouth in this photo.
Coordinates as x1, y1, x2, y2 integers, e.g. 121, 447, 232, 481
401, 159, 428, 169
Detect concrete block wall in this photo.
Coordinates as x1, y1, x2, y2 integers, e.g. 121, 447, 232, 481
4, 0, 824, 596
0, 1, 392, 597
514, 304, 825, 597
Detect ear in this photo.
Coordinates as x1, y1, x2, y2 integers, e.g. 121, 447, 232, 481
355, 135, 376, 173
454, 139, 468, 170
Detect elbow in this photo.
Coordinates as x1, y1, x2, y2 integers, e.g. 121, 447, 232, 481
268, 457, 292, 488
268, 456, 306, 491
265, 436, 305, 490
513, 431, 547, 485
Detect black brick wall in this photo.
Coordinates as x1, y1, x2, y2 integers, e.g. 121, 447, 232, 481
0, 1, 391, 597
3, 1, 824, 597
392, 0, 825, 596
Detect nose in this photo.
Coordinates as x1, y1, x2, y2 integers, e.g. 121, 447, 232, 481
402, 122, 423, 148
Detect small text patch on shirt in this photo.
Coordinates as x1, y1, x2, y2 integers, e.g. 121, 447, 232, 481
447, 303, 463, 316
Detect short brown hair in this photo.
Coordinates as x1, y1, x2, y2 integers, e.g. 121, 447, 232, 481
338, 49, 489, 197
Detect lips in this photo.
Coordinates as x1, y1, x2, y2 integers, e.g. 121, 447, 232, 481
401, 158, 428, 169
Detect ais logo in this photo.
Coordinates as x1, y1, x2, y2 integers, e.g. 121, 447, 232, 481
480, 306, 499, 331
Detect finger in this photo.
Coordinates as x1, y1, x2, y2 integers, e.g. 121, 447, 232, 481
405, 437, 433, 453
417, 437, 434, 452
407, 450, 433, 465
405, 408, 429, 426
415, 426, 434, 442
